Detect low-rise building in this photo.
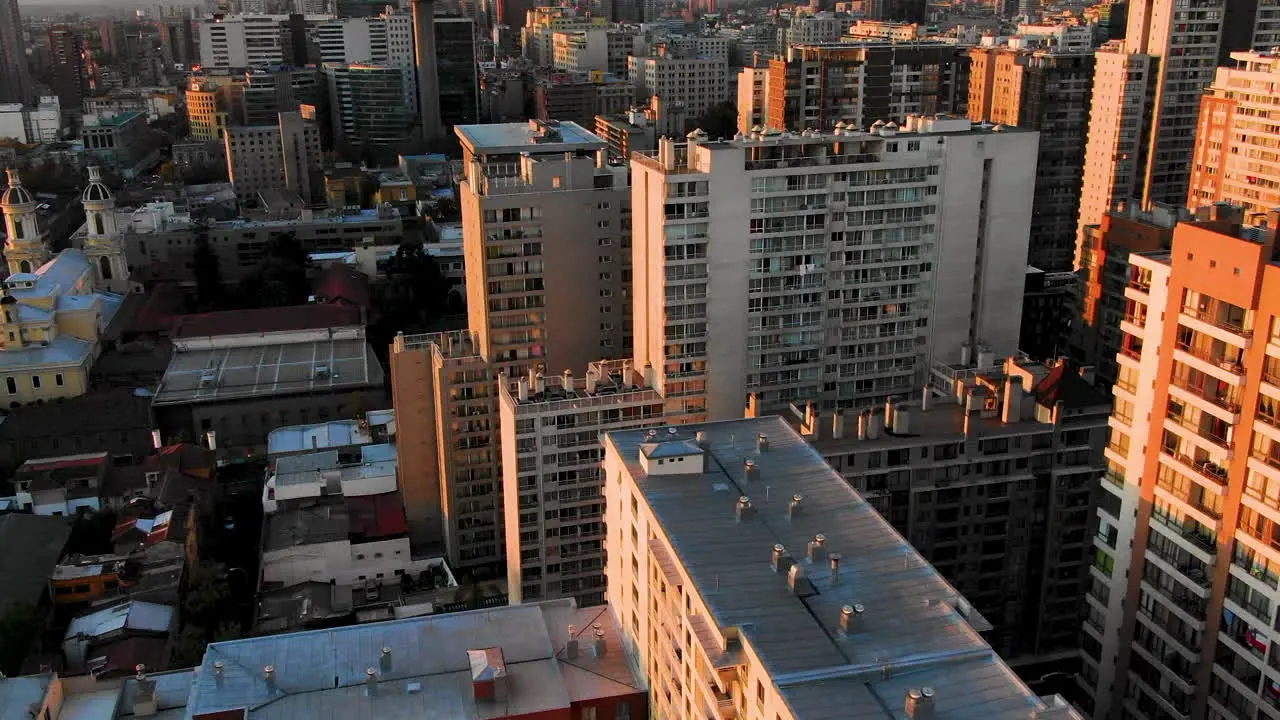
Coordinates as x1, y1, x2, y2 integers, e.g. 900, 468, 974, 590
151, 305, 387, 452
7, 451, 111, 516
189, 600, 647, 720
61, 599, 176, 677
80, 111, 160, 180
74, 200, 404, 286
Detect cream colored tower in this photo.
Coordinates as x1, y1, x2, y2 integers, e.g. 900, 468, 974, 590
1, 169, 50, 275
80, 166, 129, 293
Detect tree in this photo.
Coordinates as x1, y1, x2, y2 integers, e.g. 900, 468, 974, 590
380, 242, 449, 332
0, 603, 43, 676
236, 231, 310, 308
65, 510, 118, 556
690, 101, 738, 140
193, 231, 223, 310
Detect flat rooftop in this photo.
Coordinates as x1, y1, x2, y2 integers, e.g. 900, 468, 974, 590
187, 600, 645, 720
604, 416, 1081, 720
153, 339, 384, 406
455, 120, 605, 155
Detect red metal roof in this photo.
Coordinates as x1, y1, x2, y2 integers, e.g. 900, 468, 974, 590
345, 492, 409, 540
170, 304, 363, 339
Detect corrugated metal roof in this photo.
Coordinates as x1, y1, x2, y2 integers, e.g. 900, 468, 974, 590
187, 600, 643, 719
605, 416, 1081, 720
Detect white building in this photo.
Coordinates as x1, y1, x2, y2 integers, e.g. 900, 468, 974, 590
628, 52, 729, 135
778, 11, 843, 51
601, 416, 1084, 720
196, 13, 334, 69
0, 96, 61, 143
551, 27, 646, 75
498, 360, 663, 608
630, 116, 1038, 422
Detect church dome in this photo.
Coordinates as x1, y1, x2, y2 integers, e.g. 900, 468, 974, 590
81, 166, 113, 204
1, 169, 34, 208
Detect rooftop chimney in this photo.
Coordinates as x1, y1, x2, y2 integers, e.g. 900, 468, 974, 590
566, 625, 579, 659
264, 665, 276, 690
771, 544, 792, 573
518, 378, 529, 401
563, 369, 573, 390
380, 647, 393, 672
757, 433, 769, 452
366, 668, 378, 695
906, 687, 935, 720
592, 629, 607, 656
736, 495, 753, 522
807, 534, 826, 562
787, 562, 806, 594
830, 553, 842, 585
856, 412, 866, 440
744, 460, 760, 482
213, 661, 224, 688
884, 398, 894, 431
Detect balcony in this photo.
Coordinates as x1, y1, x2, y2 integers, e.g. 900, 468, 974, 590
1181, 305, 1253, 346
1161, 447, 1230, 490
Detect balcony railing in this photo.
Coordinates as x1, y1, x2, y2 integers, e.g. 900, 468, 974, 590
1172, 376, 1242, 413
1182, 306, 1253, 337
1162, 447, 1229, 487
1175, 341, 1245, 375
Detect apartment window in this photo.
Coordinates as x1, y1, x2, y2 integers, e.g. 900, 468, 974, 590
582, 709, 596, 720
5, 377, 15, 394
31, 376, 40, 390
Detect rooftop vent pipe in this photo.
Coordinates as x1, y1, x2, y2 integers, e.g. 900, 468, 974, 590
264, 665, 276, 690
566, 625, 578, 659
787, 493, 803, 519
736, 496, 753, 522
839, 604, 864, 634
213, 661, 224, 687
744, 460, 760, 482
592, 629, 607, 656
366, 668, 378, 695
905, 687, 935, 720
757, 433, 769, 452
830, 553, 842, 585
380, 647, 392, 672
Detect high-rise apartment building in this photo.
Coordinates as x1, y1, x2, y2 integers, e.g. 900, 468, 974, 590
630, 116, 1037, 423
224, 111, 323, 203
790, 355, 1110, 666
736, 65, 769, 134
520, 7, 602, 66
326, 64, 416, 163
436, 17, 480, 129
535, 72, 635, 130
628, 51, 729, 136
1075, 43, 1157, 265
197, 14, 294, 69
186, 78, 241, 141
457, 120, 631, 378
1188, 51, 1280, 218
498, 359, 662, 607
1079, 206, 1280, 720
0, 0, 31, 105
551, 28, 646, 76
776, 11, 843, 52
1076, 0, 1267, 246
390, 120, 632, 574
1072, 202, 1179, 392
48, 26, 88, 125
967, 46, 1094, 272
765, 43, 970, 133
601, 415, 1083, 720
239, 67, 326, 127
390, 330, 500, 569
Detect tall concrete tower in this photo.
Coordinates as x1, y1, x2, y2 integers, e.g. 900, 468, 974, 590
413, 0, 445, 144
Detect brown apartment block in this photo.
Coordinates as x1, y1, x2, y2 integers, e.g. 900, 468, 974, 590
1071, 203, 1180, 392
1081, 205, 1280, 719
764, 42, 969, 132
